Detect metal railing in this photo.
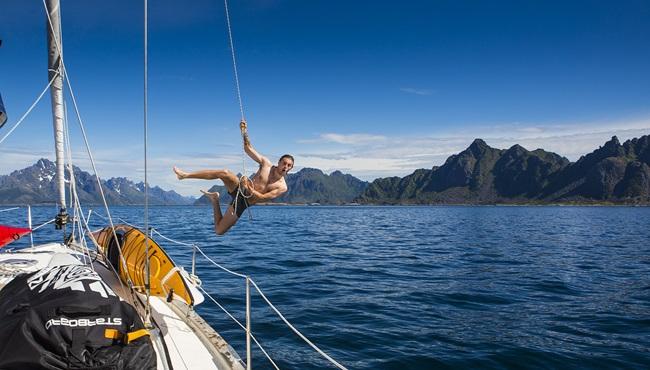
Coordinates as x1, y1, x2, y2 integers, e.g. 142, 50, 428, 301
0, 206, 57, 248
150, 227, 347, 370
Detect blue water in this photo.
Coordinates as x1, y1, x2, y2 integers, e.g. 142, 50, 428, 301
2, 206, 650, 369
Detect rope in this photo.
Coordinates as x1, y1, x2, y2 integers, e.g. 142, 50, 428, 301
197, 285, 280, 370
223, 0, 245, 122
0, 207, 20, 213
151, 226, 345, 368
223, 0, 253, 187
198, 285, 246, 330
93, 212, 142, 230
31, 218, 57, 231
150, 227, 247, 279
233, 178, 253, 220
250, 279, 348, 370
70, 195, 97, 272
195, 245, 248, 279
0, 75, 57, 145
150, 227, 194, 247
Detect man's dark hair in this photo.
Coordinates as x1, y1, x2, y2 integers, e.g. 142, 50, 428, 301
279, 154, 294, 164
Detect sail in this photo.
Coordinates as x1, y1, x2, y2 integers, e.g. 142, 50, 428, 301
0, 225, 31, 248
0, 93, 6, 128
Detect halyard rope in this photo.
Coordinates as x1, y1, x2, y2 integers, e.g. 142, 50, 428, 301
223, 0, 245, 122
0, 75, 57, 145
222, 0, 254, 212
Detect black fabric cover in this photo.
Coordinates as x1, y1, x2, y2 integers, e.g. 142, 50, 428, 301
0, 264, 156, 370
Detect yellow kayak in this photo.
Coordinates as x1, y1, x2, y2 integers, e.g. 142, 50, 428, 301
92, 225, 196, 306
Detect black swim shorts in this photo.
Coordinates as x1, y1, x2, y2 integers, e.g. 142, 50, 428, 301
229, 188, 250, 218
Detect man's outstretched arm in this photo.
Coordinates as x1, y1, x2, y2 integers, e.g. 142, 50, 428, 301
240, 120, 270, 166
249, 186, 287, 202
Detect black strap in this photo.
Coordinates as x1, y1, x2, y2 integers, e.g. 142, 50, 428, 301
69, 328, 87, 363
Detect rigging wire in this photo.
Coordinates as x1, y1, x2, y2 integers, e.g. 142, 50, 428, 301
143, 0, 152, 325
0, 75, 57, 145
42, 0, 135, 292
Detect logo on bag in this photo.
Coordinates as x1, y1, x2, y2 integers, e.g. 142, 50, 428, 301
27, 265, 116, 297
45, 317, 123, 330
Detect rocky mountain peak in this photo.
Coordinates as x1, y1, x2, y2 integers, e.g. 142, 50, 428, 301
590, 135, 625, 160
36, 158, 55, 169
604, 135, 621, 148
505, 144, 527, 155
296, 168, 325, 176
468, 138, 489, 155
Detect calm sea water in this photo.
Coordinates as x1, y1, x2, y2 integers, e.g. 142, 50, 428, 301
2, 205, 650, 369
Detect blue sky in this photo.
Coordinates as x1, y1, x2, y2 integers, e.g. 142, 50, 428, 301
1, 0, 649, 196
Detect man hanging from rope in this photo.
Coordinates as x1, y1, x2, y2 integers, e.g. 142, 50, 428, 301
173, 120, 294, 235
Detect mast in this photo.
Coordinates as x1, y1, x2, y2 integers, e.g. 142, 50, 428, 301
45, 0, 68, 232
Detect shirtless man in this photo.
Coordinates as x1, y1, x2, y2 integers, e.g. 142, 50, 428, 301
173, 121, 294, 235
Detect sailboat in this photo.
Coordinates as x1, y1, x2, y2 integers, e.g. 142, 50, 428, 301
0, 1, 345, 369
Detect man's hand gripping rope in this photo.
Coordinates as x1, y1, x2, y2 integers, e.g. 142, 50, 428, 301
240, 119, 250, 147
238, 119, 253, 199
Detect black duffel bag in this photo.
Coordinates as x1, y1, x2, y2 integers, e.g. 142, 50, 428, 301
0, 264, 156, 370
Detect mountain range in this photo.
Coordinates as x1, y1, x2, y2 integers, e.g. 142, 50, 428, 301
0, 158, 193, 205
358, 135, 650, 204
2, 134, 649, 205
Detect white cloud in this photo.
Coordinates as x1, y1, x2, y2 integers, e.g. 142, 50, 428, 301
299, 133, 387, 145
399, 87, 433, 96
295, 117, 650, 181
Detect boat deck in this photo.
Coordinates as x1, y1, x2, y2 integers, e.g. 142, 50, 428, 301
0, 243, 244, 370
93, 260, 244, 370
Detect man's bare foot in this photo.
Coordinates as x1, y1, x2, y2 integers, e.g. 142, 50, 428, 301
201, 190, 220, 204
173, 166, 188, 180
